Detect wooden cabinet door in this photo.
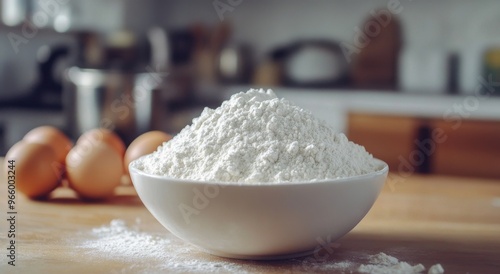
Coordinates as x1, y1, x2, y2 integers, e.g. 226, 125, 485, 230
431, 119, 500, 178
347, 113, 420, 172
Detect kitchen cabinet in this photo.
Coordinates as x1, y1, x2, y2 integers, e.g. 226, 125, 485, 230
347, 113, 421, 172
431, 119, 500, 178
347, 112, 500, 179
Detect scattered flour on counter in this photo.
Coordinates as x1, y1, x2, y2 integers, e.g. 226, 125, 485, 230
78, 219, 245, 273
320, 260, 354, 272
358, 252, 444, 274
134, 88, 379, 183
86, 219, 166, 260
428, 263, 445, 274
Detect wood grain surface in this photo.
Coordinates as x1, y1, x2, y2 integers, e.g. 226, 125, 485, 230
0, 158, 499, 273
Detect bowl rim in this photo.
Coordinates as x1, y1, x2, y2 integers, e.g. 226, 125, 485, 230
129, 156, 389, 187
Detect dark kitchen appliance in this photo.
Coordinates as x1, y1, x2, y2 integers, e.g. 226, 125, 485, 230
0, 45, 69, 110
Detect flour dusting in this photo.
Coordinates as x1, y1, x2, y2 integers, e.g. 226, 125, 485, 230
78, 219, 245, 273
358, 252, 427, 274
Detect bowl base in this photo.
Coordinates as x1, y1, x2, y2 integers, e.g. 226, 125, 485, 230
199, 247, 317, 261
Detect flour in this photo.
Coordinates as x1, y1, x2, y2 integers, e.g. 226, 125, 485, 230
79, 219, 246, 273
358, 252, 444, 274
428, 263, 445, 274
358, 252, 425, 274
134, 88, 378, 183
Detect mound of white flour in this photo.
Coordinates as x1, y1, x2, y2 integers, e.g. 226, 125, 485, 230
134, 89, 378, 183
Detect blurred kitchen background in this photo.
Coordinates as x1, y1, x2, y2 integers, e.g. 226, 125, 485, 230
0, 0, 499, 178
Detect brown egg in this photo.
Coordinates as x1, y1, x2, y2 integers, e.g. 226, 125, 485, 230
76, 128, 125, 156
124, 131, 172, 173
66, 142, 123, 200
5, 141, 62, 199
23, 126, 73, 164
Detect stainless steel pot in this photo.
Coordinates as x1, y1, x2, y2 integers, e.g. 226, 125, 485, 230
64, 67, 165, 144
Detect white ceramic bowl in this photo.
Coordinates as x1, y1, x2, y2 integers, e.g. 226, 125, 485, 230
129, 158, 388, 260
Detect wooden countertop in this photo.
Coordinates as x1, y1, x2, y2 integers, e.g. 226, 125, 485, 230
1, 158, 499, 273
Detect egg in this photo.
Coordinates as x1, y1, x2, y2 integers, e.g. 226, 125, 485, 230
124, 131, 172, 173
23, 126, 73, 164
5, 141, 62, 199
76, 128, 125, 156
66, 142, 123, 200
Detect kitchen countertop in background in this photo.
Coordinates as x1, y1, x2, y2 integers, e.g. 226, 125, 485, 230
0, 158, 499, 273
